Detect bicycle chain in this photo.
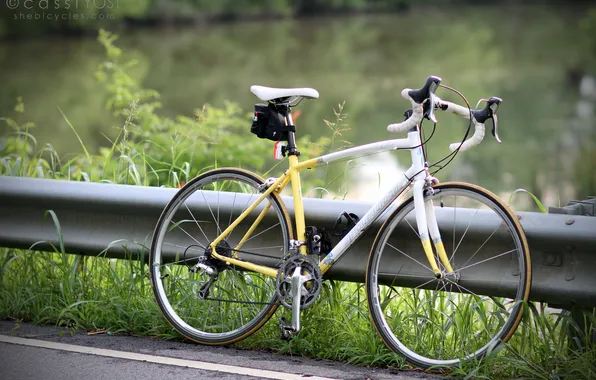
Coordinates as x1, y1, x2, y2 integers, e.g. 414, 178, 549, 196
198, 246, 287, 306
200, 253, 323, 308
230, 247, 285, 263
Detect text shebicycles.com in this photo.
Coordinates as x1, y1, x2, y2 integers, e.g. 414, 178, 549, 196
7, 0, 118, 21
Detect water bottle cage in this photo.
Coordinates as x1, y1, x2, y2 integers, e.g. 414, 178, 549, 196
331, 212, 360, 238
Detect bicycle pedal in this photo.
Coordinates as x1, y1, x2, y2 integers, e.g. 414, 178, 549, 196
278, 316, 296, 341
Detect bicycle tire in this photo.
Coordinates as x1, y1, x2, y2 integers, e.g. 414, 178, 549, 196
150, 168, 293, 344
366, 182, 531, 370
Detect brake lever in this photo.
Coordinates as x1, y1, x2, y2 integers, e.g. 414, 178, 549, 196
422, 93, 438, 123
428, 92, 438, 123
491, 114, 501, 143
471, 97, 502, 142
488, 98, 502, 143
410, 77, 440, 123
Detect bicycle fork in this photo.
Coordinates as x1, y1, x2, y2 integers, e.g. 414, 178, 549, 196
412, 180, 454, 278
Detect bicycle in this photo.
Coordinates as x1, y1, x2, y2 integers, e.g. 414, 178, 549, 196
149, 76, 531, 370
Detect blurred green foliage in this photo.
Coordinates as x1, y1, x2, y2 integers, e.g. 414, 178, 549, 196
1, 0, 419, 38
0, 29, 329, 187
1, 4, 594, 205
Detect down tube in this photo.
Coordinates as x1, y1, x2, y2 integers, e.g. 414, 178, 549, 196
319, 167, 415, 274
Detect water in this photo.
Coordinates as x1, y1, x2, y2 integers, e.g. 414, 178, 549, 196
1, 4, 595, 207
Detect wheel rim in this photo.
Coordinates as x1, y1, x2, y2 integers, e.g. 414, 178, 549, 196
151, 171, 289, 342
368, 185, 528, 368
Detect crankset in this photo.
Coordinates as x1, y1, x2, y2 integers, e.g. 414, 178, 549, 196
275, 254, 322, 339
276, 254, 322, 310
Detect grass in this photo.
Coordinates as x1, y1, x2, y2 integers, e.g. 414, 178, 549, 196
2, 243, 595, 378
1, 29, 596, 379
508, 189, 549, 213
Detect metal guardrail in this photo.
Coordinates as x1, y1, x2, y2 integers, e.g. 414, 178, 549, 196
0, 176, 595, 307
550, 196, 596, 216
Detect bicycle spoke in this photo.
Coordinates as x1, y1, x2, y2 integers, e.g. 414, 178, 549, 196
244, 244, 284, 251
170, 219, 204, 247
444, 279, 503, 341
216, 189, 221, 235
405, 218, 421, 239
241, 222, 282, 245
387, 243, 432, 272
228, 191, 237, 230
377, 275, 437, 291
377, 272, 433, 280
415, 277, 441, 291
184, 202, 210, 243
450, 195, 456, 263
161, 256, 202, 266
456, 248, 517, 272
461, 223, 502, 270
452, 207, 481, 258
163, 241, 205, 250
445, 278, 479, 297
240, 189, 258, 214
199, 189, 223, 236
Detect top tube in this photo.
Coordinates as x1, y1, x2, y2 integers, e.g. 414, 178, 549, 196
315, 134, 421, 166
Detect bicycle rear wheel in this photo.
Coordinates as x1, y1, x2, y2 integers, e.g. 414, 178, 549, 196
366, 182, 530, 370
150, 168, 292, 344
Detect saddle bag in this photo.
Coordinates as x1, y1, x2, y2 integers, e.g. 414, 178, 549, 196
251, 103, 293, 141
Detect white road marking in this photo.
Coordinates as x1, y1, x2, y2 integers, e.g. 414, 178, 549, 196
0, 335, 339, 380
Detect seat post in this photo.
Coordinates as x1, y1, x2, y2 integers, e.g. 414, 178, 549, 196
283, 107, 299, 156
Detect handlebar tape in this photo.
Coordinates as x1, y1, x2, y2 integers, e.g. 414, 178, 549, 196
435, 97, 484, 152
387, 76, 442, 133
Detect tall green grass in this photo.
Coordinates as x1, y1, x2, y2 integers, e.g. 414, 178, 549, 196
3, 242, 594, 378
1, 29, 595, 379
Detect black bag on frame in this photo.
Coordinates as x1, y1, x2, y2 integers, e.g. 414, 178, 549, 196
251, 103, 289, 141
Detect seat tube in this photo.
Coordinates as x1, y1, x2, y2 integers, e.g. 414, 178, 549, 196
289, 155, 307, 255
284, 110, 307, 254
413, 180, 441, 276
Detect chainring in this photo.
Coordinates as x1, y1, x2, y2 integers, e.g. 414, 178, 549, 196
275, 255, 322, 310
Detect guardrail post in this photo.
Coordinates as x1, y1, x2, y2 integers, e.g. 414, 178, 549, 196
550, 196, 596, 349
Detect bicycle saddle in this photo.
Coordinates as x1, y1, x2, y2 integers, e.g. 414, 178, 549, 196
250, 85, 319, 101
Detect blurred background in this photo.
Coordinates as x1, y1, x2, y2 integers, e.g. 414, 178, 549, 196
1, 0, 595, 208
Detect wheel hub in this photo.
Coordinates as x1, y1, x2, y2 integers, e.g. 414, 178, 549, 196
204, 240, 233, 271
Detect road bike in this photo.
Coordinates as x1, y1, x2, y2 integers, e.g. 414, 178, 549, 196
149, 76, 531, 370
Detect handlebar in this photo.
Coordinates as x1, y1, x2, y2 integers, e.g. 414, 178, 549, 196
387, 76, 442, 133
387, 76, 502, 152
436, 96, 502, 152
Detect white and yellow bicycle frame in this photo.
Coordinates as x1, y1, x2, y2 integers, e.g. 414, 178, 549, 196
208, 112, 454, 280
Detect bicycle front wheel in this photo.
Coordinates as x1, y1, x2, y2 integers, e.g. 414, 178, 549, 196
150, 168, 292, 345
366, 182, 530, 370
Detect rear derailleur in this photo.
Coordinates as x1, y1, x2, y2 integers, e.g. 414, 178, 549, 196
185, 241, 235, 300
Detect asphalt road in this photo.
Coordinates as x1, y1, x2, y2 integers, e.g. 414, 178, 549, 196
0, 321, 443, 380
